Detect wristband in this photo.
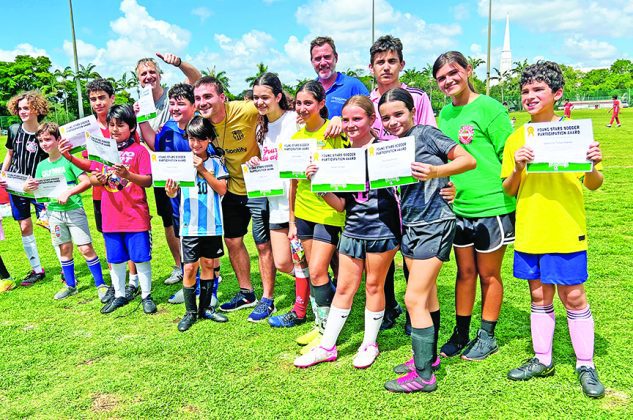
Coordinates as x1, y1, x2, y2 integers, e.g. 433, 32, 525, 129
176, 57, 182, 67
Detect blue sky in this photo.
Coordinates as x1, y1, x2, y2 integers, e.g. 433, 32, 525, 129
2, 0, 631, 93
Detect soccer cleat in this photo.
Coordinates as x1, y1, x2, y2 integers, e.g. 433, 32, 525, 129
507, 357, 555, 381
125, 284, 139, 301
461, 329, 499, 361
352, 343, 380, 369
296, 326, 321, 345
384, 370, 437, 393
294, 345, 337, 368
20, 270, 45, 287
210, 292, 218, 308
393, 356, 441, 375
0, 279, 16, 292
577, 366, 605, 398
268, 311, 306, 328
54, 286, 77, 300
300, 333, 323, 355
101, 296, 128, 314
142, 295, 157, 314
199, 307, 228, 323
178, 312, 197, 332
219, 290, 257, 312
98, 285, 114, 304
247, 297, 276, 322
380, 304, 403, 330
164, 266, 183, 285
440, 326, 469, 357
606, 124, 612, 128
36, 211, 50, 231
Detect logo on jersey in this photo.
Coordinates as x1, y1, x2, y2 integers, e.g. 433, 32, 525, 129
26, 141, 39, 153
458, 125, 474, 144
232, 130, 244, 141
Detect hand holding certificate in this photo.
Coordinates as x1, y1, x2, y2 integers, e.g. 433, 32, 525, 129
525, 119, 594, 173
242, 161, 284, 198
59, 115, 101, 153
310, 148, 366, 193
151, 152, 196, 187
367, 136, 417, 188
33, 175, 68, 203
136, 85, 157, 123
277, 139, 316, 179
85, 132, 121, 167
0, 171, 33, 198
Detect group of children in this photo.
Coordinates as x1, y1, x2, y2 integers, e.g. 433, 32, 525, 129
0, 36, 607, 398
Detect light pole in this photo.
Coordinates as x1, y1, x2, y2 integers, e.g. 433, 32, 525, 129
486, 0, 492, 96
68, 0, 84, 118
371, 0, 375, 90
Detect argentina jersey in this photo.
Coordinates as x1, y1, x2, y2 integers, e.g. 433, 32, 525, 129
179, 156, 229, 237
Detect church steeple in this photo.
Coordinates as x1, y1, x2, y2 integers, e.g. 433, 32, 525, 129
500, 13, 512, 76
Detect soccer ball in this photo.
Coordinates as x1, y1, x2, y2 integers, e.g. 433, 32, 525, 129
104, 171, 130, 192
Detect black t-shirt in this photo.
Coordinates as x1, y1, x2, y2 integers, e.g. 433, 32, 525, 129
5, 124, 48, 178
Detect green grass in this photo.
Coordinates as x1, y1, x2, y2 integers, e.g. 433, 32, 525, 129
0, 109, 632, 418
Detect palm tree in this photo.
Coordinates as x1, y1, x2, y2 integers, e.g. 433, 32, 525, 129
401, 68, 423, 87
511, 59, 529, 77
245, 62, 269, 86
468, 56, 486, 71
75, 63, 101, 82
202, 66, 230, 91
491, 67, 513, 103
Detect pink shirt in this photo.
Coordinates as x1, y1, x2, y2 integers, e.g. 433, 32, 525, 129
370, 83, 437, 140
99, 142, 152, 233
613, 99, 620, 115
564, 102, 573, 117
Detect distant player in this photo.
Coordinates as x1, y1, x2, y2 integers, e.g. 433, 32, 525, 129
607, 95, 621, 127
563, 99, 573, 118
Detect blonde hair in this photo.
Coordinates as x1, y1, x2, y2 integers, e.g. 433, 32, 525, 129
342, 95, 375, 118
7, 91, 49, 117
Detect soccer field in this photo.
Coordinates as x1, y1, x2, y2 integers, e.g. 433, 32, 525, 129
0, 109, 631, 418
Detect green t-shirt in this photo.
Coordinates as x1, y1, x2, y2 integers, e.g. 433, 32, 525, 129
35, 156, 84, 212
439, 95, 516, 217
291, 120, 348, 227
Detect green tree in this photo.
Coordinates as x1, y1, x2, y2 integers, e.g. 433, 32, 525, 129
245, 63, 269, 87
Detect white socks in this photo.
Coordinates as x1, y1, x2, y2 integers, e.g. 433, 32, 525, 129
111, 262, 127, 299
321, 305, 351, 349
22, 235, 43, 273
362, 308, 385, 347
135, 261, 152, 299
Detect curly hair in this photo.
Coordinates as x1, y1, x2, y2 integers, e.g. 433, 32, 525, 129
520, 61, 565, 92
7, 91, 49, 117
370, 35, 404, 64
87, 78, 115, 97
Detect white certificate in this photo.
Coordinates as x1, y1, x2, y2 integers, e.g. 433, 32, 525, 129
0, 171, 33, 198
85, 132, 121, 167
34, 175, 68, 203
367, 136, 417, 189
136, 85, 157, 123
59, 115, 101, 153
525, 119, 594, 173
277, 139, 316, 179
242, 161, 284, 198
150, 152, 196, 187
311, 148, 366, 193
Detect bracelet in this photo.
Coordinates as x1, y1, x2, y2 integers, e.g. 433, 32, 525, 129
176, 57, 182, 67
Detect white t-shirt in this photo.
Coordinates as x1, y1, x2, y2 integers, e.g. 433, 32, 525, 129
259, 111, 298, 224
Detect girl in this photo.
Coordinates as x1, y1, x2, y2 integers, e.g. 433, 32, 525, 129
379, 88, 476, 393
247, 73, 311, 326
289, 81, 347, 353
432, 51, 515, 361
294, 95, 400, 369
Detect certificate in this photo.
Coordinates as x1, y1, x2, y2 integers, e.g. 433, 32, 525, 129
367, 137, 417, 189
59, 115, 101, 153
34, 175, 68, 203
310, 148, 366, 193
136, 85, 157, 123
277, 139, 316, 179
242, 161, 284, 198
150, 152, 196, 187
0, 171, 33, 198
525, 119, 594, 173
85, 132, 121, 166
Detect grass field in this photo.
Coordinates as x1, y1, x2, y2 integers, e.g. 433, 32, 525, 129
0, 109, 631, 418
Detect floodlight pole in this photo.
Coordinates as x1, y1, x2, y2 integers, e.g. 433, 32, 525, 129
486, 0, 492, 96
69, 0, 84, 118
371, 0, 375, 90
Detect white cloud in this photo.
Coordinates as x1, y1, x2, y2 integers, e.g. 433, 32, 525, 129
0, 43, 48, 61
191, 6, 212, 22
453, 3, 470, 20
564, 35, 618, 61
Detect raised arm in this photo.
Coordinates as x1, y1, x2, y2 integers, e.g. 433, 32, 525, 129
156, 52, 201, 85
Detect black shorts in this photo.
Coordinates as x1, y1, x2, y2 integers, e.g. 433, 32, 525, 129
401, 219, 456, 262
221, 192, 270, 244
338, 235, 399, 259
8, 194, 45, 221
93, 199, 103, 233
269, 222, 289, 231
154, 186, 174, 228
453, 212, 515, 253
181, 236, 225, 263
296, 218, 341, 245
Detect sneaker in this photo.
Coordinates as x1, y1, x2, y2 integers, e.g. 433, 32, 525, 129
393, 356, 441, 375
125, 284, 139, 301
142, 295, 157, 314
294, 345, 337, 368
101, 296, 128, 314
296, 326, 321, 345
507, 357, 555, 381
36, 211, 50, 231
269, 311, 306, 328
98, 285, 114, 304
199, 307, 228, 323
384, 370, 437, 393
577, 366, 605, 398
0, 279, 16, 292
247, 297, 276, 322
606, 124, 612, 128
300, 332, 323, 355
617, 124, 622, 127
178, 312, 197, 332
461, 329, 499, 361
352, 343, 380, 369
380, 304, 403, 330
440, 326, 468, 357
54, 286, 77, 300
20, 270, 45, 287
164, 266, 183, 285
219, 290, 257, 312
168, 288, 185, 304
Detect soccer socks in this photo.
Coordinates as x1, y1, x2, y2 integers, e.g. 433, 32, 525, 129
22, 235, 43, 273
86, 256, 105, 287
293, 265, 310, 318
183, 286, 197, 314
362, 308, 384, 347
411, 326, 435, 380
430, 310, 440, 361
530, 303, 555, 366
312, 282, 334, 307
321, 305, 351, 349
567, 305, 595, 369
384, 261, 398, 310
136, 261, 152, 299
456, 315, 472, 339
61, 259, 76, 288
111, 262, 127, 299
129, 273, 139, 288
0, 256, 10, 279
199, 279, 213, 311
481, 319, 497, 337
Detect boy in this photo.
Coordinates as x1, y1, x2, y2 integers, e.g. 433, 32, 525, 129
164, 116, 229, 331
563, 99, 573, 119
607, 95, 621, 127
501, 61, 605, 398
0, 91, 49, 286
24, 123, 108, 300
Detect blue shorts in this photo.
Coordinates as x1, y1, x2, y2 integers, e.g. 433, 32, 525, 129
9, 194, 45, 221
513, 250, 588, 285
103, 231, 152, 264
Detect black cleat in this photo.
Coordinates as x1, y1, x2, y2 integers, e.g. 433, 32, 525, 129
380, 304, 403, 330
101, 296, 129, 314
507, 357, 555, 381
178, 312, 197, 332
577, 366, 605, 398
142, 295, 157, 314
440, 326, 469, 357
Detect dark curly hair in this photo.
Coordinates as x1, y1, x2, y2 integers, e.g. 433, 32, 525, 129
86, 78, 115, 97
520, 61, 565, 92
